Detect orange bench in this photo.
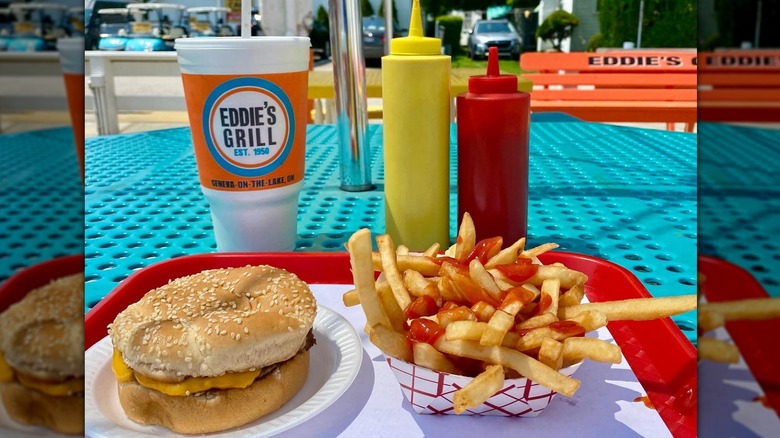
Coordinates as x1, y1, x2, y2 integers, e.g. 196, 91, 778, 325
698, 50, 780, 122
520, 51, 697, 131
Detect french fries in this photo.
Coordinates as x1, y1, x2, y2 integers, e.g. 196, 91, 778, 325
455, 212, 476, 260
698, 295, 780, 363
436, 339, 581, 397
559, 284, 585, 307
347, 229, 391, 329
562, 337, 622, 365
376, 234, 413, 310
345, 214, 697, 414
560, 295, 697, 321
539, 338, 564, 370
453, 365, 504, 414
377, 282, 406, 333
698, 337, 739, 363
413, 342, 462, 375
403, 269, 439, 301
368, 324, 413, 362
700, 298, 780, 325
342, 289, 360, 307
485, 237, 526, 269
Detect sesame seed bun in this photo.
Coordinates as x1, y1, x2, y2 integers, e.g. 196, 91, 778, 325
0, 273, 84, 381
0, 381, 84, 435
117, 350, 309, 434
0, 273, 84, 435
109, 265, 317, 382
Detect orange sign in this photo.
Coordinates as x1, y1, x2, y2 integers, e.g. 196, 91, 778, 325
522, 51, 698, 72
700, 50, 780, 71
180, 72, 308, 192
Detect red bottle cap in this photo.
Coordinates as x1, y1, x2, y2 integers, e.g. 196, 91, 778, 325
468, 47, 518, 94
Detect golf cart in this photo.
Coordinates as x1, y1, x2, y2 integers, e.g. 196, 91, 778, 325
7, 2, 69, 51
125, 3, 186, 52
95, 8, 131, 51
68, 7, 85, 36
186, 7, 233, 37
0, 8, 12, 51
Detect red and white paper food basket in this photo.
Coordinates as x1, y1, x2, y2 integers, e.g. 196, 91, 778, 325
386, 356, 582, 416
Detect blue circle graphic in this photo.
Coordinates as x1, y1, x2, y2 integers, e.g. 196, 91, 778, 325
202, 77, 295, 178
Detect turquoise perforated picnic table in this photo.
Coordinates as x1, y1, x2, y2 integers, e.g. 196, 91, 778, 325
83, 120, 697, 339
0, 127, 83, 283
698, 123, 780, 435
699, 122, 780, 298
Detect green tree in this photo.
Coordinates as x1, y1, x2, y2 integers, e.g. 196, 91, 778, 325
420, 0, 447, 17
420, 0, 505, 36
315, 5, 329, 29
456, 0, 506, 10
437, 15, 463, 55
599, 0, 696, 48
507, 0, 539, 7
378, 0, 399, 27
536, 9, 579, 51
361, 0, 375, 17
710, 0, 780, 49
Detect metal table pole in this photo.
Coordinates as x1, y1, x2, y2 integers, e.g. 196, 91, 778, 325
328, 0, 373, 191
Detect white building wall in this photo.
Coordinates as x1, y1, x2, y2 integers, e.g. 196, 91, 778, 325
263, 0, 313, 36
537, 0, 598, 52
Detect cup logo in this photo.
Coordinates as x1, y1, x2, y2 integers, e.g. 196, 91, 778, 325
202, 77, 295, 177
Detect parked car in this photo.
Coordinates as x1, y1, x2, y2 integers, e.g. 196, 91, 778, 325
362, 16, 386, 60
466, 19, 522, 60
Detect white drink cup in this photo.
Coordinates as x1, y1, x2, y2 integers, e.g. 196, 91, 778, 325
175, 37, 310, 251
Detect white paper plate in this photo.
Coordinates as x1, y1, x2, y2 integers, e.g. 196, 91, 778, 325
85, 306, 362, 437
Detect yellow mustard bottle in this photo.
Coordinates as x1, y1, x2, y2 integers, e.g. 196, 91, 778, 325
382, 0, 451, 251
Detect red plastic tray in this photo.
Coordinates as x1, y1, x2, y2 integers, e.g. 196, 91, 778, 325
699, 254, 780, 416
0, 255, 84, 314
84, 251, 696, 438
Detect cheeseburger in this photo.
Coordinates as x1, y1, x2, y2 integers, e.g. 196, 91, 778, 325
0, 273, 85, 435
109, 265, 317, 434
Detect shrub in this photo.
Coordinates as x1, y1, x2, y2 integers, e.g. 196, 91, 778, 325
436, 15, 463, 55
361, 0, 374, 17
587, 33, 603, 52
536, 9, 579, 51
599, 0, 696, 48
315, 5, 329, 29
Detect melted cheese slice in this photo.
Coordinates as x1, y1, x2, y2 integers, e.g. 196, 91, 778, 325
111, 349, 261, 396
16, 373, 84, 396
1, 350, 82, 396
0, 352, 14, 383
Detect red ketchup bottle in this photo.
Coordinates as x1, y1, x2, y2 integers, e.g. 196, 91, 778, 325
457, 46, 530, 243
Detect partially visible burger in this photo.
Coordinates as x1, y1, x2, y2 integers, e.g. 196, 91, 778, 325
0, 273, 85, 435
109, 265, 317, 434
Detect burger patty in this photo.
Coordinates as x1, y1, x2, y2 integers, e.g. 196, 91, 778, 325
194, 329, 316, 398
254, 329, 316, 381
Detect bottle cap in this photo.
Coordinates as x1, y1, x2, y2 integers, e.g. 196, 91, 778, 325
468, 47, 518, 94
390, 0, 441, 56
